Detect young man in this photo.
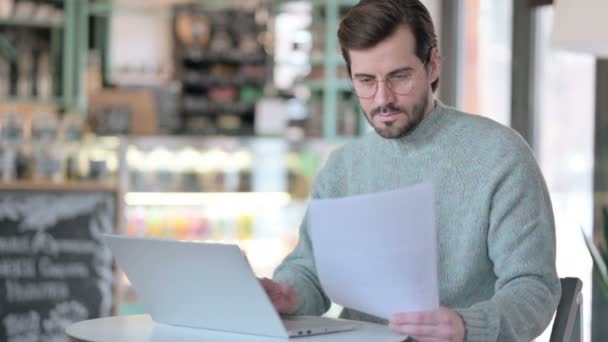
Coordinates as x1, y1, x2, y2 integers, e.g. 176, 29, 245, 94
262, 1, 561, 341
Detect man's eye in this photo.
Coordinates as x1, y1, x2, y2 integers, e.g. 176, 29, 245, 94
357, 78, 375, 85
392, 74, 413, 80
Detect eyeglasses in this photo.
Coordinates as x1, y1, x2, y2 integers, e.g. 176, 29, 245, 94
350, 63, 427, 99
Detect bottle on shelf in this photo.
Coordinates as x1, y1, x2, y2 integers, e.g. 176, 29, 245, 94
30, 110, 62, 182
0, 108, 23, 182
16, 45, 34, 98
0, 54, 9, 98
36, 51, 53, 100
61, 112, 85, 181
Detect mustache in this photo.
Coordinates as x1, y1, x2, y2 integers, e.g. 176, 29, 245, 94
370, 104, 406, 116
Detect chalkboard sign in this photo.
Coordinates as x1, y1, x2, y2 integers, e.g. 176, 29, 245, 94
0, 190, 116, 342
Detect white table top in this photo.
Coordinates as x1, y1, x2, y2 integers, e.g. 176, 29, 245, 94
66, 315, 407, 342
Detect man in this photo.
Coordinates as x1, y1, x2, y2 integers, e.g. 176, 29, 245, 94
261, 0, 561, 341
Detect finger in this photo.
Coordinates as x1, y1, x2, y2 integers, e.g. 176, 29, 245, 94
411, 338, 446, 342
390, 310, 441, 325
279, 282, 294, 295
259, 278, 272, 291
389, 324, 438, 337
391, 323, 453, 340
282, 285, 298, 307
261, 279, 284, 299
260, 278, 278, 290
276, 296, 297, 314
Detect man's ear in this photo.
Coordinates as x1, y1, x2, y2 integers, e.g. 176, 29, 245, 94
428, 47, 441, 83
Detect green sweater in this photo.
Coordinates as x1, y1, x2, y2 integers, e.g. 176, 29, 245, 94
273, 101, 561, 341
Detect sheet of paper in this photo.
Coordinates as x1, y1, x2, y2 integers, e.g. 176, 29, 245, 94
309, 182, 439, 319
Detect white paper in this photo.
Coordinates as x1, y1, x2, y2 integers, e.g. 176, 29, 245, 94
309, 182, 439, 319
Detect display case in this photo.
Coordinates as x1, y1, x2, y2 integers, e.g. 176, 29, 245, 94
115, 135, 335, 313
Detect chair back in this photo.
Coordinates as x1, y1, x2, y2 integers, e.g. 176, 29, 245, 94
549, 277, 583, 342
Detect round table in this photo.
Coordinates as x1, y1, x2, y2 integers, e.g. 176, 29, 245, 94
66, 314, 407, 342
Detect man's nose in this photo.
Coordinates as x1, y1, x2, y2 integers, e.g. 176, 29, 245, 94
374, 81, 395, 106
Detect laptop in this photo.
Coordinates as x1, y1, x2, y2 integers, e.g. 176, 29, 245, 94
103, 234, 358, 338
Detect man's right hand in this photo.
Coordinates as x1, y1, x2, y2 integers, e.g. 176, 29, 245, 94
259, 277, 299, 314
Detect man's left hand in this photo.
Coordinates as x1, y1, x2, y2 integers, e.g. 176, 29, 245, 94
389, 307, 465, 342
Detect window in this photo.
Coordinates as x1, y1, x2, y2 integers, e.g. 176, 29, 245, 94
534, 6, 595, 342
462, 0, 512, 125
461, 3, 593, 340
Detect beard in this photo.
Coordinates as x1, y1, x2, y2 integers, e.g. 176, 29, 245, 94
364, 97, 429, 139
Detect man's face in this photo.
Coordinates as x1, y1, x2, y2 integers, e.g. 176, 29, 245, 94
348, 25, 440, 139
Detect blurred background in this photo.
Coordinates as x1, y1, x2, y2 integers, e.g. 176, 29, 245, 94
0, 0, 606, 341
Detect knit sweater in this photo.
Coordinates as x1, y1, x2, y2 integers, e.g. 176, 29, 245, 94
273, 101, 561, 341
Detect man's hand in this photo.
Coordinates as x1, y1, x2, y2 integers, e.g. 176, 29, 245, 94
259, 277, 299, 314
389, 307, 466, 342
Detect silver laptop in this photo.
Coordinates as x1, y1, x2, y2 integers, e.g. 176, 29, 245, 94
103, 234, 358, 338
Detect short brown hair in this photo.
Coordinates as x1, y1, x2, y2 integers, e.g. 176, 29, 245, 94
338, 0, 439, 92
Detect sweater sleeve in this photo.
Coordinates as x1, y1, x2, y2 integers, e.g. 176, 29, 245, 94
272, 150, 344, 315
272, 209, 332, 315
455, 141, 561, 341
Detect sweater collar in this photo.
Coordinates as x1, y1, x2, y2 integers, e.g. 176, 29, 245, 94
380, 99, 448, 147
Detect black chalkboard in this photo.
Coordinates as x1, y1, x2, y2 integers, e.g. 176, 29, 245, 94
0, 190, 116, 342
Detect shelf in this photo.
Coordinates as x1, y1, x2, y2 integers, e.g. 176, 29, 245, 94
309, 0, 361, 139
336, 79, 352, 91
310, 54, 344, 66
0, 97, 61, 106
0, 17, 63, 28
88, 2, 112, 16
305, 80, 325, 91
182, 73, 266, 87
124, 192, 291, 207
310, 56, 324, 66
120, 135, 328, 151
183, 49, 267, 64
0, 181, 118, 192
181, 98, 255, 115
305, 79, 351, 92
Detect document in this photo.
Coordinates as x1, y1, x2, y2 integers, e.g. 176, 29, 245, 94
309, 182, 439, 319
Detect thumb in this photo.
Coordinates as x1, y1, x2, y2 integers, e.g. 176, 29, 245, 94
259, 277, 277, 291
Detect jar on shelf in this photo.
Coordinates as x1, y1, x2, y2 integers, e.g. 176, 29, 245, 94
0, 109, 24, 148
32, 143, 65, 183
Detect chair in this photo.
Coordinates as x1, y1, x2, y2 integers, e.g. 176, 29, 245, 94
549, 277, 583, 342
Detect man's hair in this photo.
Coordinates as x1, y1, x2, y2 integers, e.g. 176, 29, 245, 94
338, 0, 439, 92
